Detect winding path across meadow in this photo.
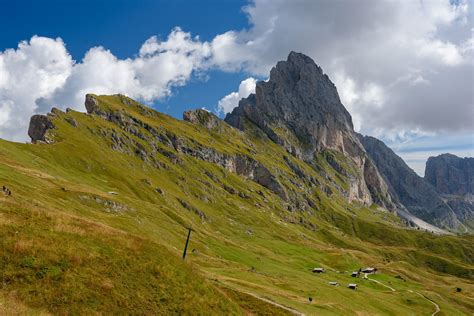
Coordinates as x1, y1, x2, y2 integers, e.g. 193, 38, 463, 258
367, 275, 440, 315
365, 274, 395, 292
246, 292, 306, 316
415, 292, 440, 316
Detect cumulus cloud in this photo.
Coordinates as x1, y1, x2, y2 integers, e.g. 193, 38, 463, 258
217, 77, 256, 114
42, 27, 211, 113
1, 0, 473, 149
0, 36, 73, 141
0, 28, 211, 141
213, 0, 474, 138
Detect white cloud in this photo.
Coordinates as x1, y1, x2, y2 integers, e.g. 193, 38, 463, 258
0, 28, 212, 141
0, 36, 73, 141
43, 27, 211, 112
332, 71, 386, 132
416, 39, 464, 66
209, 0, 473, 173
217, 77, 256, 114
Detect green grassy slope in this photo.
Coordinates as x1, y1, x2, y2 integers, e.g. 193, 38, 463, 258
0, 94, 472, 315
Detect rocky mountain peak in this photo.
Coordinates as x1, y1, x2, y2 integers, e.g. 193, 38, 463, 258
425, 154, 474, 195
267, 51, 352, 130
225, 51, 354, 159
225, 52, 392, 208
359, 134, 462, 230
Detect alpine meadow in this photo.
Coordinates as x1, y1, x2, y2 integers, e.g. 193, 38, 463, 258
0, 1, 473, 315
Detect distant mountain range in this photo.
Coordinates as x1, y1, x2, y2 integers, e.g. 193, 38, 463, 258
224, 52, 473, 233
361, 137, 473, 232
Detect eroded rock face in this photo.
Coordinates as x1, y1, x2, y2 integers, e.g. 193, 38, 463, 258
225, 51, 355, 158
225, 52, 392, 208
28, 115, 54, 143
424, 154, 474, 231
425, 154, 474, 195
86, 96, 287, 201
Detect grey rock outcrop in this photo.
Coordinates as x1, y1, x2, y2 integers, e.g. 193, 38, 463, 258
225, 52, 392, 208
85, 94, 100, 114
444, 194, 474, 227
225, 51, 354, 159
28, 115, 54, 143
85, 96, 287, 200
425, 154, 474, 195
183, 109, 224, 131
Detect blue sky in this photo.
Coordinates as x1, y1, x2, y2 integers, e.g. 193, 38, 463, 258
0, 0, 472, 175
0, 0, 252, 117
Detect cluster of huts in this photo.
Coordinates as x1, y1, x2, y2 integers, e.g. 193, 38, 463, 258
312, 266, 377, 290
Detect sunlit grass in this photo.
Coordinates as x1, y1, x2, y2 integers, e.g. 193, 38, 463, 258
0, 94, 472, 314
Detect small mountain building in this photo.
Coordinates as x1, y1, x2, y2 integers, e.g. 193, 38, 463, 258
362, 267, 376, 274
348, 284, 358, 290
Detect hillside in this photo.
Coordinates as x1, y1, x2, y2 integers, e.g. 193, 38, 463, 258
0, 53, 473, 315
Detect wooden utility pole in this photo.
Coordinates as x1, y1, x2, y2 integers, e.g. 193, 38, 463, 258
182, 227, 193, 260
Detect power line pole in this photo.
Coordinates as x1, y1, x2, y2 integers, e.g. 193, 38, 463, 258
182, 227, 193, 260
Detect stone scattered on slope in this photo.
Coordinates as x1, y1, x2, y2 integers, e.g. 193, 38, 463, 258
28, 115, 54, 143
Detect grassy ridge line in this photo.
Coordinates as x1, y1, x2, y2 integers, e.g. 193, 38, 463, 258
0, 94, 472, 314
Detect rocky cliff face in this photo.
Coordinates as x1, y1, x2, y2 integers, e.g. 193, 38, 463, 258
84, 94, 287, 201
359, 135, 463, 230
425, 154, 474, 195
225, 52, 392, 208
225, 52, 354, 159
425, 154, 474, 231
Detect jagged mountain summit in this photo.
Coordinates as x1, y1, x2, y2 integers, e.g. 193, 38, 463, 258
225, 51, 354, 157
425, 154, 474, 195
225, 51, 392, 210
1, 52, 473, 314
359, 136, 473, 232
